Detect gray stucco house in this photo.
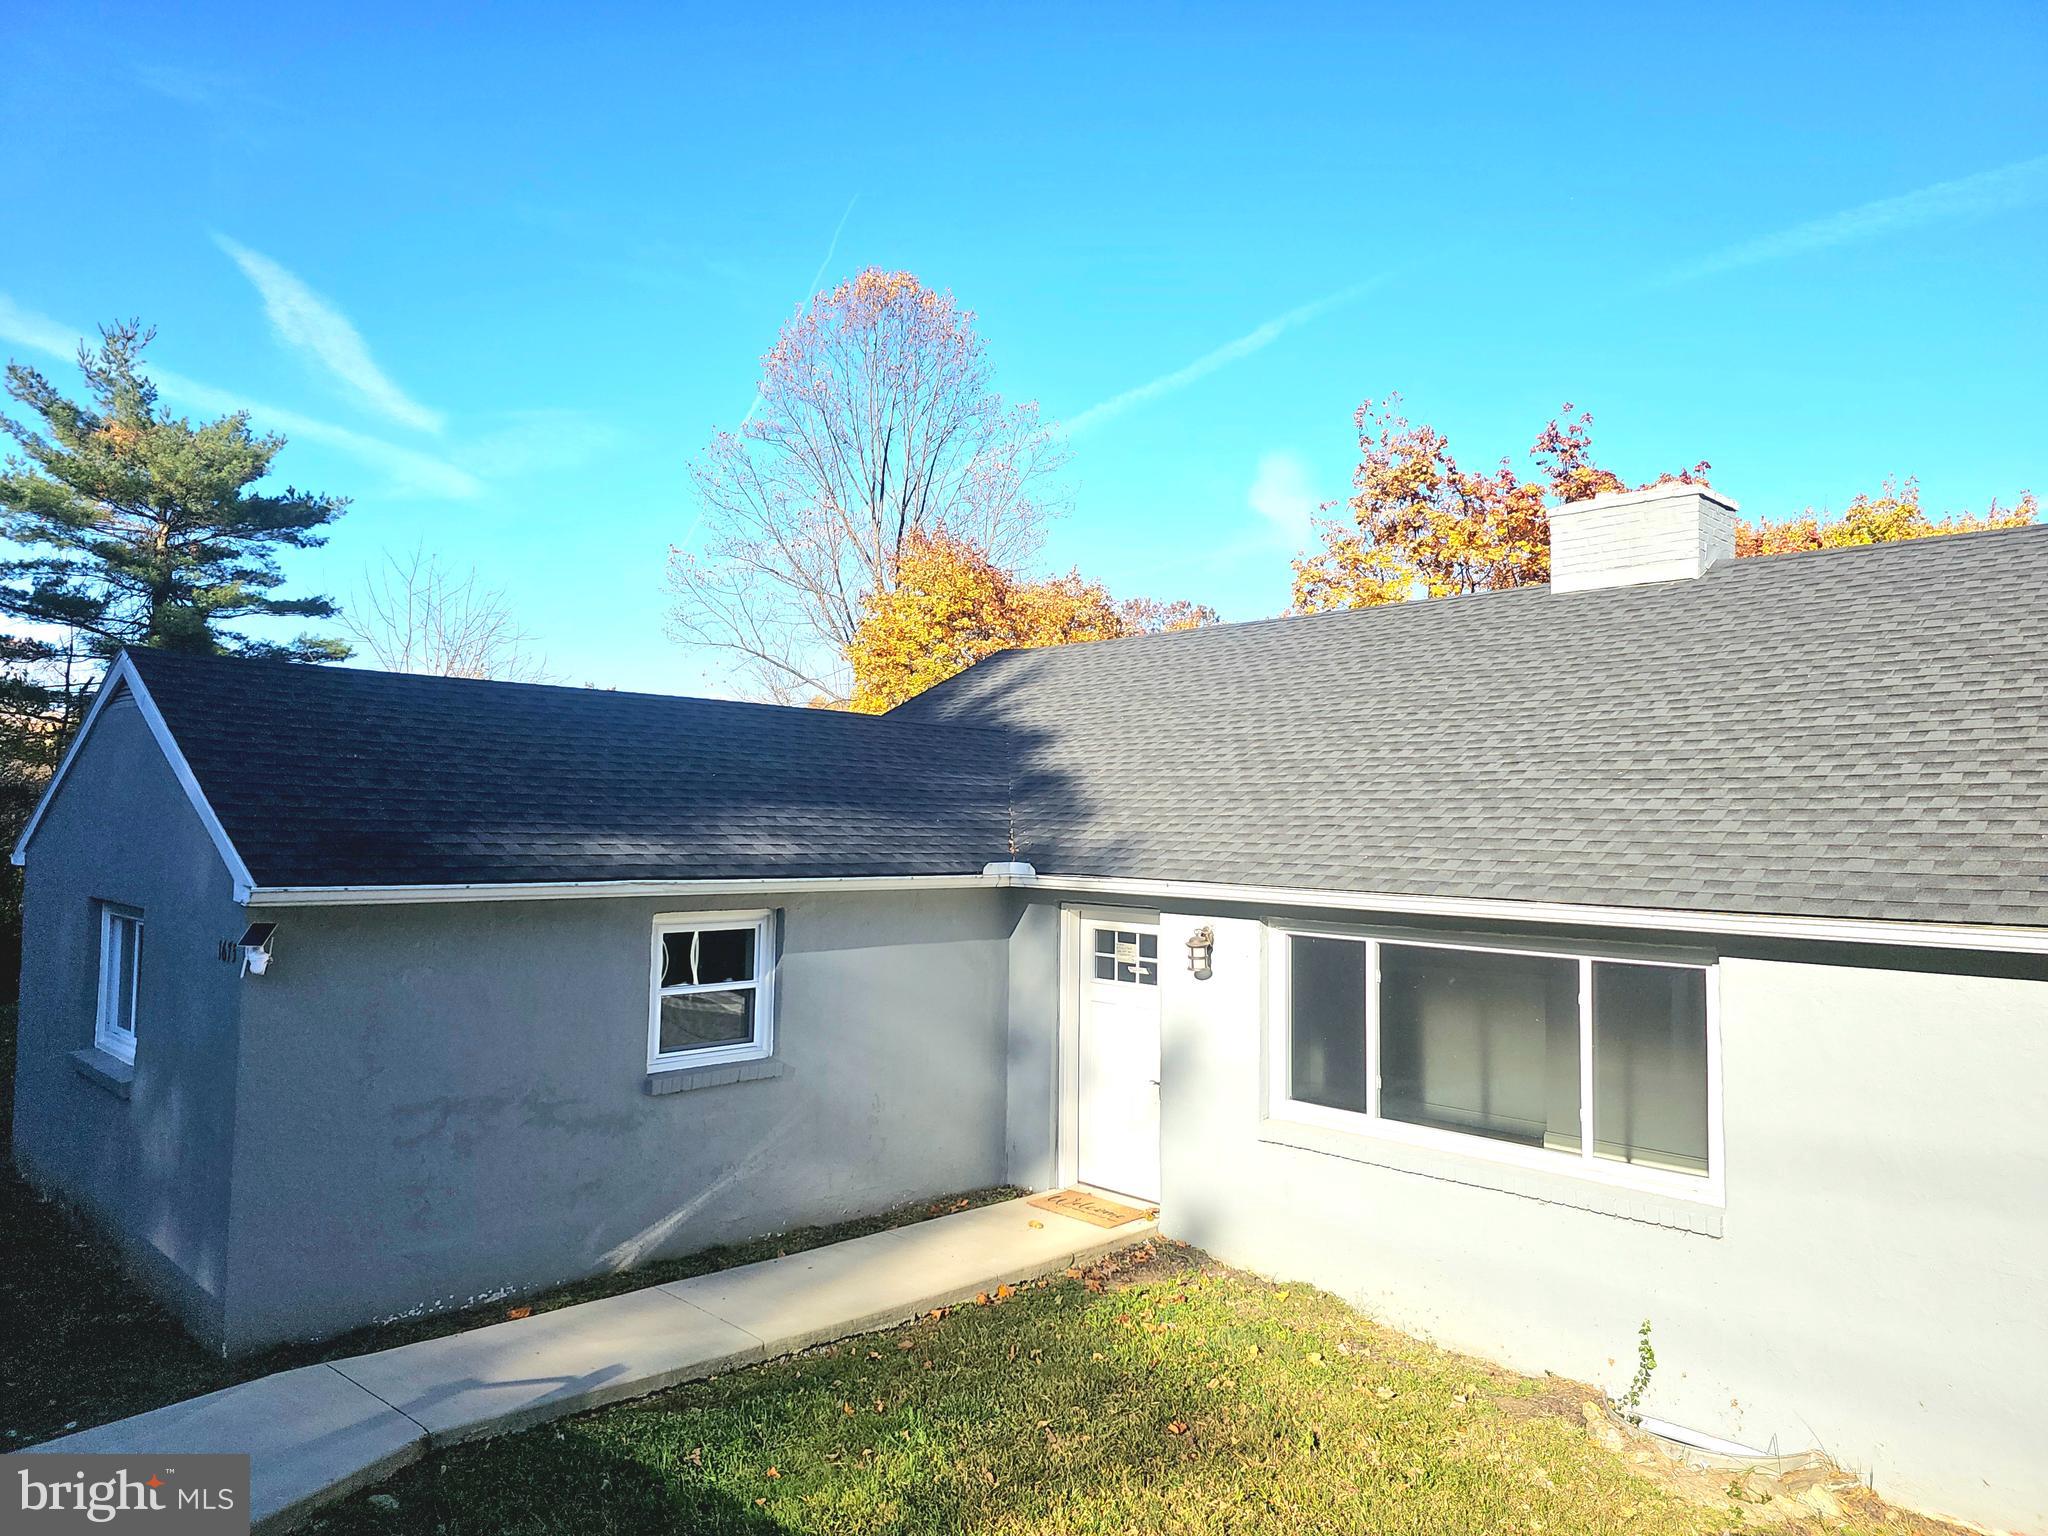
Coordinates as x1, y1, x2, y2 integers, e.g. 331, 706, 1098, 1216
12, 482, 2047, 1532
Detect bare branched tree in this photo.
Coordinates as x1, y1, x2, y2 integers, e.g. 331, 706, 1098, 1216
340, 548, 552, 682
666, 268, 1069, 702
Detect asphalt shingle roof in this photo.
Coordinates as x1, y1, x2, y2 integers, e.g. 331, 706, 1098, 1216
117, 525, 2048, 927
894, 526, 2048, 929
124, 650, 1012, 889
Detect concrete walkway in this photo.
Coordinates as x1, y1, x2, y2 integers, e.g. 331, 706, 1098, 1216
33, 1197, 1155, 1531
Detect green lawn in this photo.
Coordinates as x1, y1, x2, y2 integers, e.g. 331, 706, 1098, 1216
0, 1001, 1016, 1444
304, 1246, 1940, 1536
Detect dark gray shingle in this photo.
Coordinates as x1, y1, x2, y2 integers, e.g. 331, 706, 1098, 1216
894, 526, 2048, 928
125, 651, 1012, 890
121, 526, 2048, 928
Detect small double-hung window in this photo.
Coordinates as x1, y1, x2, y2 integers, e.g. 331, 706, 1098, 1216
95, 903, 144, 1064
648, 911, 775, 1071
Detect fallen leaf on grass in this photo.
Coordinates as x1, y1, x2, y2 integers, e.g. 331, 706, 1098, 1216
504, 1305, 532, 1321
996, 1283, 1015, 1299
764, 1467, 781, 1480
1167, 1420, 1189, 1435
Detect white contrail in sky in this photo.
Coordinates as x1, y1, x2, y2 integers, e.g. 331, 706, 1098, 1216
214, 234, 446, 433
1067, 279, 1383, 434
1656, 153, 2048, 286
741, 194, 862, 426
0, 294, 480, 499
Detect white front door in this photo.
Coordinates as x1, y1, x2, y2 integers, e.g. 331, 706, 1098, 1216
1077, 919, 1162, 1201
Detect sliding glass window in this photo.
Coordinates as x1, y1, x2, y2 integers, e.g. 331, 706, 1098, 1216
1274, 931, 1714, 1193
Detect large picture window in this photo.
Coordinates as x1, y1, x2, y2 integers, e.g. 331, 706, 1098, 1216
95, 903, 143, 1064
648, 911, 775, 1071
1272, 929, 1716, 1197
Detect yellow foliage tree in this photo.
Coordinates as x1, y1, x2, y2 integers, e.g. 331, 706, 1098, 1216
1734, 477, 2037, 556
1296, 397, 2035, 611
1293, 399, 1705, 611
846, 531, 1215, 713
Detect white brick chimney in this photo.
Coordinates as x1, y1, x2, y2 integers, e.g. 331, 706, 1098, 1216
1547, 483, 1738, 592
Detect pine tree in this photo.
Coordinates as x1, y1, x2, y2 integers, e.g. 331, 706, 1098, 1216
0, 320, 351, 979
0, 319, 350, 661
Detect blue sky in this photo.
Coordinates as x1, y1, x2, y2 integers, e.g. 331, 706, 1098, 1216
3, 1, 2044, 695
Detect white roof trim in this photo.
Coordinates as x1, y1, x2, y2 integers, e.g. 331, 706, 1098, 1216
1018, 873, 2048, 955
246, 863, 2047, 953
249, 872, 1005, 908
11, 653, 258, 902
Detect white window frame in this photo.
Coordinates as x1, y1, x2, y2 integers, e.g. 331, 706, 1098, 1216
1266, 924, 1723, 1205
647, 909, 775, 1072
95, 903, 144, 1065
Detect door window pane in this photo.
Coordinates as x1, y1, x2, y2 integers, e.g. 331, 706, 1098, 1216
1593, 964, 1708, 1175
1288, 935, 1368, 1113
1093, 928, 1156, 986
1378, 944, 1580, 1153
659, 989, 755, 1054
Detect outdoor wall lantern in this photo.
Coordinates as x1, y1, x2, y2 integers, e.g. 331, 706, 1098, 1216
1186, 925, 1215, 980
237, 921, 277, 977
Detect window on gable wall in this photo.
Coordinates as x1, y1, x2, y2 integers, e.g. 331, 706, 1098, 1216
648, 911, 775, 1071
1275, 930, 1715, 1195
96, 904, 143, 1064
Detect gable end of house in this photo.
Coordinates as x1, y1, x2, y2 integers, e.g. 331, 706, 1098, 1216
12, 652, 257, 903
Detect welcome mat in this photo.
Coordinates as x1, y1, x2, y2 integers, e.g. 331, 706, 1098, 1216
1027, 1188, 1156, 1228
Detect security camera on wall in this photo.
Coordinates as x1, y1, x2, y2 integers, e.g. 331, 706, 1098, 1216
238, 922, 277, 977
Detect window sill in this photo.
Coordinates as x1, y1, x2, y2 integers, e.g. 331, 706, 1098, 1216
70, 1047, 134, 1101
1257, 1114, 1723, 1237
644, 1057, 785, 1097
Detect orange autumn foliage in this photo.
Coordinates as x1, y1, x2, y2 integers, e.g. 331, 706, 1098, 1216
845, 531, 1215, 713
1294, 398, 1708, 611
1733, 477, 2037, 555
1295, 398, 2034, 610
